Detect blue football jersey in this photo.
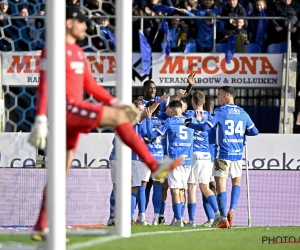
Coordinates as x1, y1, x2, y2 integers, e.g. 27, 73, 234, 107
142, 96, 169, 116
140, 117, 164, 162
185, 110, 210, 153
207, 104, 255, 160
146, 116, 194, 166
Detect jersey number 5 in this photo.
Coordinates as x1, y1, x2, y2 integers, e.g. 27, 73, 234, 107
179, 125, 188, 139
225, 120, 244, 136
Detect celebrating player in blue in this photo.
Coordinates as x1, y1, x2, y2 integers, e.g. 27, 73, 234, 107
185, 86, 259, 228
146, 100, 194, 226
184, 91, 220, 228
140, 101, 164, 225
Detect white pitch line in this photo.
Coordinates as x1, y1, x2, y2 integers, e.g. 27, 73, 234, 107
67, 227, 249, 250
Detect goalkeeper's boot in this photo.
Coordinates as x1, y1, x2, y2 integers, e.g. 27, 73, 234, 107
227, 209, 234, 228
31, 226, 48, 242
152, 156, 184, 180
215, 217, 230, 229
31, 211, 48, 242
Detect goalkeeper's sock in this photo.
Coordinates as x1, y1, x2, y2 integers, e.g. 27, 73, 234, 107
202, 194, 214, 220
230, 185, 240, 210
137, 186, 146, 214
115, 122, 157, 171
187, 203, 196, 222
159, 201, 167, 216
181, 202, 186, 218
109, 189, 115, 220
131, 193, 137, 220
217, 192, 227, 217
34, 186, 48, 230
172, 203, 182, 220
152, 183, 162, 214
207, 195, 219, 213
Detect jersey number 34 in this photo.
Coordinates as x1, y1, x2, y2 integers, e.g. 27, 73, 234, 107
225, 120, 244, 136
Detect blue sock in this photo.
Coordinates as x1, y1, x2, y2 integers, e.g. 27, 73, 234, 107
145, 188, 151, 210
152, 183, 162, 214
217, 192, 227, 217
202, 194, 214, 220
207, 195, 219, 213
137, 186, 146, 214
160, 202, 167, 216
109, 190, 115, 219
230, 185, 241, 210
172, 203, 182, 220
187, 203, 196, 221
131, 193, 137, 220
181, 202, 185, 218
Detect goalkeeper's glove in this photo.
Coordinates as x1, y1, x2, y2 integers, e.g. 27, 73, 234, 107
110, 98, 141, 125
109, 98, 127, 108
184, 118, 192, 127
28, 115, 48, 149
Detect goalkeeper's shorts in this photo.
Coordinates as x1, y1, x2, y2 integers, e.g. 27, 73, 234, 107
66, 101, 103, 150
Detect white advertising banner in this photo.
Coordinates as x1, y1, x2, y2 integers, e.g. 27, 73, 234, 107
152, 53, 283, 87
0, 132, 36, 167
1, 52, 283, 88
72, 133, 114, 168
1, 133, 299, 170
246, 134, 300, 170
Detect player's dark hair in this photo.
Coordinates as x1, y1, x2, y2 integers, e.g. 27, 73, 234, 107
169, 100, 182, 109
192, 91, 205, 106
143, 80, 155, 88
220, 86, 236, 98
181, 98, 187, 105
146, 101, 159, 117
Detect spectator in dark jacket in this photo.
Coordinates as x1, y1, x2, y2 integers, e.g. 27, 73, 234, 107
221, 0, 247, 30
12, 5, 37, 50
268, 0, 298, 44
0, 0, 23, 50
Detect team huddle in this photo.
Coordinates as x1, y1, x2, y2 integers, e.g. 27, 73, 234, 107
108, 81, 259, 228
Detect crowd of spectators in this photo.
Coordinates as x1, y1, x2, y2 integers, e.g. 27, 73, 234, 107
0, 0, 300, 55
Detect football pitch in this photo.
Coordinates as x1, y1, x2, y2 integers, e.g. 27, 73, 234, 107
0, 226, 299, 250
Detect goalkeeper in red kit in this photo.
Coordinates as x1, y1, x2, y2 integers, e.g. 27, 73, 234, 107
29, 6, 183, 241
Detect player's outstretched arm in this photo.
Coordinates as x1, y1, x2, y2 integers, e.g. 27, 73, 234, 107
185, 118, 212, 131
140, 93, 170, 122
184, 73, 196, 97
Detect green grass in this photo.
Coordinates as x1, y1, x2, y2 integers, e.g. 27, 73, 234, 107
0, 226, 299, 250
